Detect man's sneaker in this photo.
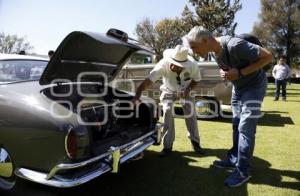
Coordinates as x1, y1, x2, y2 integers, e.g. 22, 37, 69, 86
191, 140, 206, 155
213, 160, 236, 170
159, 148, 172, 158
224, 169, 251, 188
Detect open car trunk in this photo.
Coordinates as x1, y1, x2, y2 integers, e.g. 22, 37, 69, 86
42, 83, 157, 156
39, 31, 157, 157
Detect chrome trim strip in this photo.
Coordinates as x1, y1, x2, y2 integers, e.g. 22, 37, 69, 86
120, 138, 154, 164
14, 138, 154, 188
15, 123, 163, 188
61, 60, 117, 68
15, 165, 111, 188
64, 126, 73, 159
123, 64, 154, 69
46, 149, 113, 180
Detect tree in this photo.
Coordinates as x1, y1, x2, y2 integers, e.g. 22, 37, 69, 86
135, 0, 242, 60
0, 33, 33, 54
135, 17, 185, 60
253, 0, 300, 67
181, 5, 196, 33
183, 0, 242, 35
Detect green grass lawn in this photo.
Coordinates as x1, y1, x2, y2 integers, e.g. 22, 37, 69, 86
58, 83, 300, 196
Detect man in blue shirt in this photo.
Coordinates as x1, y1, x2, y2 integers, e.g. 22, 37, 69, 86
184, 26, 272, 187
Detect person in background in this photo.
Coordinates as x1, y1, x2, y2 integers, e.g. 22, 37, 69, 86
272, 56, 291, 101
184, 26, 272, 187
132, 45, 205, 157
48, 50, 54, 59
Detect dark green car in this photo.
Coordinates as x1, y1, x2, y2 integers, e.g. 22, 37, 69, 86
0, 30, 162, 190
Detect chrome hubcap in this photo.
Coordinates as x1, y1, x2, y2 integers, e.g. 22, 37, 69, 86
195, 99, 211, 114
0, 148, 15, 189
195, 98, 218, 118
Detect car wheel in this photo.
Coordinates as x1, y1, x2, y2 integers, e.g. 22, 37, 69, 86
195, 97, 220, 119
0, 147, 16, 190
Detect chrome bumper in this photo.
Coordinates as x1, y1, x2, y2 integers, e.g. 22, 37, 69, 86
15, 123, 163, 188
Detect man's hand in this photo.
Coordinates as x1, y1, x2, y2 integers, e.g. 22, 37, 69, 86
181, 88, 191, 98
132, 78, 153, 106
132, 96, 140, 106
220, 67, 240, 81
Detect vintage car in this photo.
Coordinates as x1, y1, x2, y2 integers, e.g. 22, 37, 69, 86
117, 54, 232, 118
0, 30, 162, 190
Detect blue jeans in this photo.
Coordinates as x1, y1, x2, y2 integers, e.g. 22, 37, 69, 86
275, 79, 287, 99
227, 77, 267, 176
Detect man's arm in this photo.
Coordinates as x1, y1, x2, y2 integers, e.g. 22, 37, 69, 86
132, 78, 153, 104
286, 64, 292, 79
223, 47, 273, 81
272, 65, 277, 78
181, 80, 198, 98
187, 79, 198, 90
132, 60, 164, 103
240, 47, 272, 76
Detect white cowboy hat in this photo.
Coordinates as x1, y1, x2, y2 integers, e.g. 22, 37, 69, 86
163, 45, 194, 68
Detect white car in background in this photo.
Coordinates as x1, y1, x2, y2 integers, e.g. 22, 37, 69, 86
117, 53, 232, 118
0, 54, 48, 83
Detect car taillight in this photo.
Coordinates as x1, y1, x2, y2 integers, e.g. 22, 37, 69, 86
65, 128, 77, 159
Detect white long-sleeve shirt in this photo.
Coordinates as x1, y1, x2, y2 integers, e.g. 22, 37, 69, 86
272, 64, 291, 80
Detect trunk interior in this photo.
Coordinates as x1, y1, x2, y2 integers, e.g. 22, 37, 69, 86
42, 83, 157, 156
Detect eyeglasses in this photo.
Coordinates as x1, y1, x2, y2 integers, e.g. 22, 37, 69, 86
176, 74, 181, 85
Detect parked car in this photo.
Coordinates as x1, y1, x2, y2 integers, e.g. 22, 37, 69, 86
0, 30, 162, 190
117, 55, 232, 118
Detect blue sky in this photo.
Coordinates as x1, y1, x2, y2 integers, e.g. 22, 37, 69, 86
0, 0, 260, 55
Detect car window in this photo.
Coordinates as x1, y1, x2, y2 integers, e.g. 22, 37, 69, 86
0, 60, 48, 83
127, 52, 154, 65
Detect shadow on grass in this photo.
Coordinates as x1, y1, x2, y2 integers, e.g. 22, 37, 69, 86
265, 91, 300, 97
4, 149, 299, 196
203, 110, 294, 127
258, 111, 294, 127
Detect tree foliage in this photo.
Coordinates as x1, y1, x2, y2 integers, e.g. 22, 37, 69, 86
135, 1, 242, 60
184, 0, 242, 35
253, 0, 300, 67
135, 17, 185, 60
0, 33, 33, 54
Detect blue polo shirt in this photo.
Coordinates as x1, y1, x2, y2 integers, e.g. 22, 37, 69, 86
215, 36, 266, 90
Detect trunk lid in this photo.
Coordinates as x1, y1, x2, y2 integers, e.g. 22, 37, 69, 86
39, 31, 146, 85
